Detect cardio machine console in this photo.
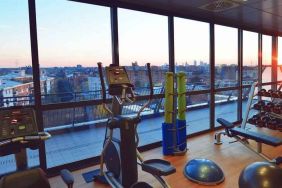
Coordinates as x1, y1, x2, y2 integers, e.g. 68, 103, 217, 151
0, 108, 38, 141
105, 66, 133, 95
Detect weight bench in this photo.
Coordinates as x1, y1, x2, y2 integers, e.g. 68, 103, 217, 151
215, 118, 282, 164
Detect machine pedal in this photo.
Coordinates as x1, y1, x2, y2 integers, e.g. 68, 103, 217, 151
141, 159, 176, 176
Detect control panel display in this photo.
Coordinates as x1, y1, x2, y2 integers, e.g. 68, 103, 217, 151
105, 66, 131, 86
0, 108, 38, 141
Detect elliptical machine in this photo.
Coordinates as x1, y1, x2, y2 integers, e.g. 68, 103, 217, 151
0, 107, 74, 188
93, 63, 176, 188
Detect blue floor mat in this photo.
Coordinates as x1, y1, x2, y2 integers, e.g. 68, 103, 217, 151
82, 169, 108, 184
82, 169, 97, 183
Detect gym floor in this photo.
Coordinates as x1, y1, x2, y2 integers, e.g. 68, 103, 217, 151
49, 127, 282, 188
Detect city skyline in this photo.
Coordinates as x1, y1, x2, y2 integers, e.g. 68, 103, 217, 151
0, 0, 280, 68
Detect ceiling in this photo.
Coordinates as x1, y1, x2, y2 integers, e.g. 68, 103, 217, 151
115, 0, 282, 36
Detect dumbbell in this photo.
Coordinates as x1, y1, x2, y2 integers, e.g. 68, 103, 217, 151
273, 104, 282, 114
257, 112, 269, 127
257, 89, 267, 96
277, 91, 282, 98
247, 116, 257, 125
263, 102, 275, 112
266, 118, 278, 130
268, 89, 279, 98
257, 115, 271, 127
262, 116, 271, 122
253, 101, 265, 110
248, 113, 262, 125
256, 119, 265, 127
273, 90, 282, 98
277, 123, 282, 131
249, 113, 266, 127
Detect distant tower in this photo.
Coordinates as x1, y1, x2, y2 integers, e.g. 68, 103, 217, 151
132, 61, 138, 67
193, 60, 197, 66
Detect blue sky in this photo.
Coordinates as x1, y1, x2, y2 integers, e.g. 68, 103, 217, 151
0, 0, 275, 68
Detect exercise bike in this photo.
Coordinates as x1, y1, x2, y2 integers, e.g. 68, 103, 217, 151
0, 107, 74, 188
93, 62, 176, 188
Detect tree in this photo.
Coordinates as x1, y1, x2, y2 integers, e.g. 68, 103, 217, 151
49, 69, 74, 102
56, 78, 73, 102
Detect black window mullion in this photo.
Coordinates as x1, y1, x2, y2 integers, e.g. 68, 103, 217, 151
28, 0, 47, 171
258, 34, 263, 91
210, 23, 215, 130
238, 29, 243, 122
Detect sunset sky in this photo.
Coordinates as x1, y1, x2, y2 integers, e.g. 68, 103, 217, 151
0, 0, 279, 68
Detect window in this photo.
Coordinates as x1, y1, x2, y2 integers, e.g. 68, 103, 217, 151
278, 37, 282, 82
36, 0, 111, 104
215, 25, 238, 88
174, 18, 210, 133
118, 8, 168, 144
36, 0, 111, 167
0, 0, 33, 108
243, 31, 258, 85
262, 35, 272, 84
174, 18, 210, 91
0, 0, 39, 175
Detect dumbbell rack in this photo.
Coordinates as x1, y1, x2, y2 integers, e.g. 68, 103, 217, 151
244, 82, 282, 131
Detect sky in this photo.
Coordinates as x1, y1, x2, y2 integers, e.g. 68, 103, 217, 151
0, 0, 278, 68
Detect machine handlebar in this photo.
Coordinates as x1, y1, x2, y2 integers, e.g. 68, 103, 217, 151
119, 85, 135, 105
97, 62, 107, 104
146, 63, 153, 101
0, 132, 51, 147
97, 62, 113, 116
137, 63, 154, 118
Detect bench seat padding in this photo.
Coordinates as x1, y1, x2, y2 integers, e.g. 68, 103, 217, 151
231, 127, 282, 147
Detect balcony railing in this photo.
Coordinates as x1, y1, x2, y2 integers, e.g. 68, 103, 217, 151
0, 85, 256, 133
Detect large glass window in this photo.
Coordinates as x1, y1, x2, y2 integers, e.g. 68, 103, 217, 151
174, 18, 210, 133
36, 0, 111, 167
174, 18, 210, 91
36, 0, 111, 105
118, 9, 168, 145
262, 35, 272, 84
0, 0, 39, 175
242, 31, 258, 117
278, 37, 282, 82
0, 0, 33, 108
243, 31, 258, 85
215, 25, 238, 88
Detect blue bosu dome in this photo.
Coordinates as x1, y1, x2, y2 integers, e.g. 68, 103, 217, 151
184, 158, 225, 185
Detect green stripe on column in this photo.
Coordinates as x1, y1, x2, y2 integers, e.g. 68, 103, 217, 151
165, 72, 174, 123
177, 72, 186, 120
